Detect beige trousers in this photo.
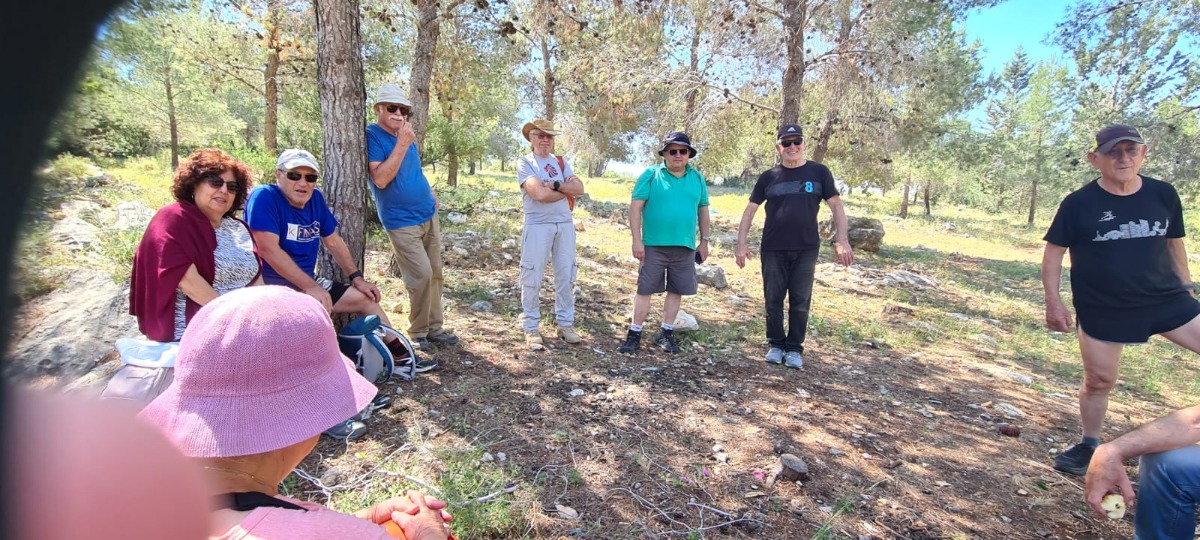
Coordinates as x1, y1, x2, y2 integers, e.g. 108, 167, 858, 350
385, 216, 444, 339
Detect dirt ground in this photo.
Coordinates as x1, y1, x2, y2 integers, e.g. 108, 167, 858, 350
297, 222, 1154, 540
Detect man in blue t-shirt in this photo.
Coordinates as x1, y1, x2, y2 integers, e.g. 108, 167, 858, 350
365, 83, 458, 350
245, 149, 436, 369
735, 124, 853, 370
1042, 124, 1200, 477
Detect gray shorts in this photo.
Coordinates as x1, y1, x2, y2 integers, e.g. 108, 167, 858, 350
637, 246, 697, 296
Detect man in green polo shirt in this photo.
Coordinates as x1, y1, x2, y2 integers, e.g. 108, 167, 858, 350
619, 131, 711, 354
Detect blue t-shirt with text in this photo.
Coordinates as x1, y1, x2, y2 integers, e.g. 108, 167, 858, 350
365, 123, 437, 229
244, 185, 338, 287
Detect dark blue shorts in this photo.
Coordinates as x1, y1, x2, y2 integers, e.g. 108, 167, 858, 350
1077, 293, 1200, 344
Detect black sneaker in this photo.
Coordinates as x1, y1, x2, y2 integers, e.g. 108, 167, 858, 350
1054, 442, 1096, 476
655, 329, 680, 353
323, 419, 367, 441
399, 356, 439, 373
369, 394, 394, 412
411, 337, 431, 351
618, 329, 642, 354
427, 331, 460, 346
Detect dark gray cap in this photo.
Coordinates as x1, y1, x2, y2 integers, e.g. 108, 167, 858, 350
1095, 124, 1145, 153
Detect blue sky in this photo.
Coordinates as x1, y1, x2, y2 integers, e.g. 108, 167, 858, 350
960, 0, 1072, 76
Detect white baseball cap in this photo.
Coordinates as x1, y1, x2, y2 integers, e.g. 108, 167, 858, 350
374, 83, 412, 108
276, 149, 320, 173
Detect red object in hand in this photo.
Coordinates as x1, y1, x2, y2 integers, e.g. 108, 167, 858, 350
383, 520, 407, 539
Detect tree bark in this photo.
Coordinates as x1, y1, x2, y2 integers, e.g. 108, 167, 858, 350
468, 160, 475, 175
314, 0, 368, 285
811, 109, 838, 163
165, 72, 180, 170
683, 23, 701, 133
899, 174, 911, 219
447, 147, 459, 186
410, 0, 440, 157
263, 0, 282, 154
779, 0, 807, 125
541, 36, 555, 120
923, 184, 931, 216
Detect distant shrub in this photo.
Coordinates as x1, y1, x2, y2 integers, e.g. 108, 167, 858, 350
45, 153, 98, 180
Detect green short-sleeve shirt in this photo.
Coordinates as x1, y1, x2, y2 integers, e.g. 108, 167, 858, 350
632, 163, 710, 248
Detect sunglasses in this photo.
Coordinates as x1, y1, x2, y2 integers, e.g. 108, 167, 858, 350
202, 175, 240, 191
779, 139, 803, 148
384, 104, 411, 116
1103, 146, 1141, 159
284, 171, 320, 183
665, 148, 691, 156
532, 132, 554, 140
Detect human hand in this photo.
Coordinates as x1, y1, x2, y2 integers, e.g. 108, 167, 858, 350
358, 490, 453, 526
834, 240, 854, 267
1084, 444, 1134, 518
735, 244, 749, 269
352, 277, 382, 303
697, 242, 709, 263
1044, 300, 1073, 332
393, 118, 416, 147
303, 284, 333, 313
389, 491, 453, 540
632, 240, 645, 262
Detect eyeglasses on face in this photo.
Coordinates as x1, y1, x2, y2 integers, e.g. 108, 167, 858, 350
532, 131, 554, 140
283, 170, 319, 183
665, 148, 690, 156
779, 139, 803, 148
1104, 145, 1141, 159
384, 104, 411, 116
202, 175, 240, 191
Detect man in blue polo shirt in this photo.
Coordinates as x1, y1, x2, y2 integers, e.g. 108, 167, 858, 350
245, 148, 436, 370
365, 83, 459, 350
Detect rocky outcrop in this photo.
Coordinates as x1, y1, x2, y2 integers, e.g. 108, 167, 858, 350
819, 216, 885, 252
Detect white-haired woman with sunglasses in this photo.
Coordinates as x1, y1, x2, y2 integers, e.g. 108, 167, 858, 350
131, 148, 263, 342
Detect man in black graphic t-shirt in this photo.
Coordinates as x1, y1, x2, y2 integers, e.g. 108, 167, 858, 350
1042, 124, 1200, 477
735, 124, 853, 370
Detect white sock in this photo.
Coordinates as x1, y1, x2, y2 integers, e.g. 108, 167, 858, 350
661, 323, 674, 331
630, 324, 643, 332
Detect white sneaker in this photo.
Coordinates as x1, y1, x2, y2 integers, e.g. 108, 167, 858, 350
558, 326, 582, 344
525, 332, 545, 351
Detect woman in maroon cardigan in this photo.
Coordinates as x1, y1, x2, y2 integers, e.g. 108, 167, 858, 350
130, 148, 262, 342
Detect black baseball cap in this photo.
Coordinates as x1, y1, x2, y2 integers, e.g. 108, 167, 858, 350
657, 131, 697, 157
777, 124, 803, 141
1094, 124, 1145, 153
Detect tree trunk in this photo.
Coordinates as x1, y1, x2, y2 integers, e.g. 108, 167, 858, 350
468, 160, 475, 175
682, 24, 701, 133
811, 109, 838, 163
541, 36, 555, 120
410, 0, 440, 157
899, 174, 911, 219
923, 184, 931, 216
263, 0, 282, 154
499, 158, 505, 172
447, 147, 459, 186
165, 72, 180, 170
779, 0, 807, 125
593, 159, 607, 177
314, 0, 368, 286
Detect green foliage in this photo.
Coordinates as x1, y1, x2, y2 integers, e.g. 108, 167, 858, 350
44, 154, 98, 180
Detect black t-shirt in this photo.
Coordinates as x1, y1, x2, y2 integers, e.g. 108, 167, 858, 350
749, 161, 839, 251
1043, 176, 1187, 310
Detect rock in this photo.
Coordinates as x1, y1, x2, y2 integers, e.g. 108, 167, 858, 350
50, 216, 100, 250
694, 264, 728, 289
766, 454, 809, 487
974, 334, 999, 349
60, 199, 102, 218
714, 452, 730, 463
993, 402, 1026, 418
673, 309, 700, 332
502, 239, 517, 249
997, 423, 1021, 437
446, 212, 467, 224
8, 270, 141, 383
907, 321, 938, 333
829, 448, 842, 457
712, 444, 724, 453
497, 452, 507, 463
574, 220, 585, 232
320, 469, 343, 486
982, 366, 1033, 385
948, 312, 971, 321
480, 452, 495, 463
555, 504, 579, 520
470, 301, 493, 312
452, 246, 470, 257
113, 201, 154, 231
568, 389, 585, 398
819, 215, 885, 252
882, 270, 940, 289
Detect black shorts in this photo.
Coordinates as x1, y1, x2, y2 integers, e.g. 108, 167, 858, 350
317, 278, 352, 304
636, 246, 698, 296
1077, 293, 1200, 344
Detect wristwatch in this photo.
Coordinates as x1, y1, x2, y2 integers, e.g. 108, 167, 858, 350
347, 270, 364, 281
700, 235, 712, 242
553, 181, 561, 191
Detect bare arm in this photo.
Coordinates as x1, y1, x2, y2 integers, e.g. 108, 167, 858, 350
1168, 237, 1193, 285
368, 119, 417, 190
826, 196, 854, 266
1085, 405, 1200, 516
177, 264, 219, 306
735, 203, 760, 268
521, 176, 567, 203
1041, 242, 1072, 332
323, 231, 381, 303
250, 230, 332, 312
630, 199, 646, 261
697, 205, 711, 261
559, 175, 586, 196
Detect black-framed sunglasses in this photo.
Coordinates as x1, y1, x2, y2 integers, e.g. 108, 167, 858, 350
779, 139, 803, 148
665, 148, 691, 156
385, 104, 411, 116
283, 171, 319, 183
202, 175, 240, 191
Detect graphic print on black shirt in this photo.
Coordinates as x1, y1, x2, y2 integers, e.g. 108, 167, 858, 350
1043, 176, 1187, 310
749, 161, 839, 251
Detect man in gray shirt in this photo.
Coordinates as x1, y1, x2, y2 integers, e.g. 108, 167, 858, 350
515, 119, 587, 350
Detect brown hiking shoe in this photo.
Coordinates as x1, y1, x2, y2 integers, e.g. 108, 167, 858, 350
558, 326, 582, 344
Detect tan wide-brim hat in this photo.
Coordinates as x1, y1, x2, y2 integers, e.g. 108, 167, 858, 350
522, 119, 562, 141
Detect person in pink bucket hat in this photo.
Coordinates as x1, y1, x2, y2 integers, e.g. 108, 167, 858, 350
139, 286, 454, 540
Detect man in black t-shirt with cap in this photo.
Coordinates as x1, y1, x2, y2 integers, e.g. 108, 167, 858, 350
1043, 123, 1200, 476
735, 124, 853, 370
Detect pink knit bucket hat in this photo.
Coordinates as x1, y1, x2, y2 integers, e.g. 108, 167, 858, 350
139, 286, 378, 457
